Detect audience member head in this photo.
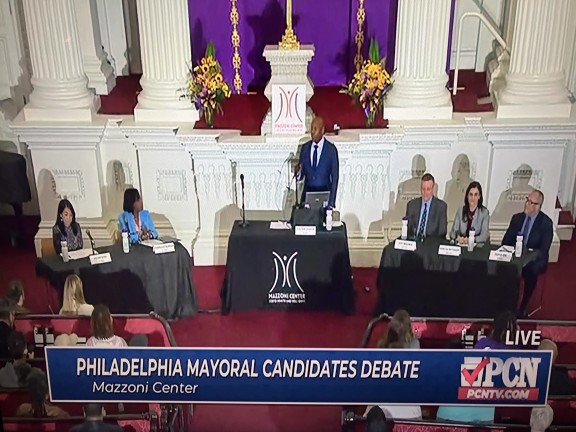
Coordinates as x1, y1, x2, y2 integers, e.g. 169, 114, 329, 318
525, 190, 544, 217
123, 188, 143, 214
6, 280, 25, 307
464, 181, 484, 213
90, 305, 114, 340
420, 173, 435, 201
538, 339, 558, 364
56, 199, 78, 235
310, 116, 325, 144
129, 334, 149, 347
27, 369, 49, 418
491, 311, 518, 344
530, 405, 553, 432
378, 310, 416, 348
8, 330, 27, 361
0, 298, 15, 326
83, 403, 105, 420
365, 406, 388, 432
61, 274, 86, 314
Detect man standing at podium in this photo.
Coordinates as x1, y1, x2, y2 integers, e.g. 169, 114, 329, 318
297, 116, 339, 208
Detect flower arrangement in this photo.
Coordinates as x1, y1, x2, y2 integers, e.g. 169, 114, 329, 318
344, 39, 393, 127
184, 42, 231, 128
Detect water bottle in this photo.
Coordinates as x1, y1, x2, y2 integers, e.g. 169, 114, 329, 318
401, 217, 408, 240
61, 240, 69, 262
467, 228, 475, 252
122, 231, 130, 253
515, 232, 523, 257
326, 209, 333, 231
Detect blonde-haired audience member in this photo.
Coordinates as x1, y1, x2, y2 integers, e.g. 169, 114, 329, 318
59, 275, 94, 316
377, 309, 420, 349
86, 305, 127, 347
539, 339, 576, 396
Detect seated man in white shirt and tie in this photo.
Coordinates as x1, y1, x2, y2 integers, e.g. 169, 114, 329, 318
405, 173, 448, 239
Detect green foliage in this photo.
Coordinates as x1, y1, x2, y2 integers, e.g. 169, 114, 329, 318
205, 42, 215, 58
369, 38, 380, 64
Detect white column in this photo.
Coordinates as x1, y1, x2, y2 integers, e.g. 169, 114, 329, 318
22, 0, 97, 122
385, 0, 453, 120
74, 0, 116, 94
96, 0, 129, 76
495, 0, 571, 118
134, 0, 198, 123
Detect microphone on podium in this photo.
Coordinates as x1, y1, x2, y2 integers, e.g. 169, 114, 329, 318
239, 173, 248, 228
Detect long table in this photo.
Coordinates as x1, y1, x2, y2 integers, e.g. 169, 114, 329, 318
375, 239, 536, 319
36, 243, 197, 319
222, 220, 355, 314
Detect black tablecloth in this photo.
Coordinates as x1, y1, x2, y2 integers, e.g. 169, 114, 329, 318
222, 221, 354, 314
375, 239, 536, 319
36, 243, 197, 319
0, 151, 31, 204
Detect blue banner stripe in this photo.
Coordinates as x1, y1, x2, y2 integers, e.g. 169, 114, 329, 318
45, 347, 552, 406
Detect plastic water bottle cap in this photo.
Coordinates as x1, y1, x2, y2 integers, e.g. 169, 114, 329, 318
402, 216, 408, 220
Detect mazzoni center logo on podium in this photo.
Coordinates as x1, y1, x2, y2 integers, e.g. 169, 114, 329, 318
268, 251, 306, 304
271, 84, 306, 135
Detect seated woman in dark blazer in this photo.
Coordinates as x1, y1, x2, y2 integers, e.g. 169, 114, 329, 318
450, 181, 490, 246
118, 188, 158, 244
52, 199, 83, 254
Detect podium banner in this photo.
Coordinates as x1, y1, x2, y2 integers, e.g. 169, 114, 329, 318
46, 347, 552, 405
271, 84, 306, 135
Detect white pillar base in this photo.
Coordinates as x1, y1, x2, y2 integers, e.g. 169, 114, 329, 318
385, 103, 453, 121
23, 105, 97, 122
134, 105, 199, 123
495, 95, 572, 119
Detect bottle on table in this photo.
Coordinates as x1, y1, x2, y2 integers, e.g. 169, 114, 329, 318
401, 217, 408, 240
515, 232, 523, 257
326, 209, 333, 231
122, 231, 130, 253
61, 240, 69, 262
467, 228, 475, 252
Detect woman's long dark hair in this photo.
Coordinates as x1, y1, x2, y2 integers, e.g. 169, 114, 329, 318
56, 199, 78, 236
491, 311, 517, 344
462, 181, 484, 219
27, 369, 48, 417
123, 188, 141, 213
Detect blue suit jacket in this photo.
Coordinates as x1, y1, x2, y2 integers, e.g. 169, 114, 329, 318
299, 139, 339, 207
118, 210, 158, 244
502, 211, 553, 272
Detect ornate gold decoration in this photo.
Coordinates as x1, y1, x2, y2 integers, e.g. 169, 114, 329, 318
279, 0, 300, 50
230, 0, 242, 93
354, 0, 366, 72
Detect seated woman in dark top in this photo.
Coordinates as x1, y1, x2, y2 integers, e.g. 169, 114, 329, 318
52, 199, 83, 254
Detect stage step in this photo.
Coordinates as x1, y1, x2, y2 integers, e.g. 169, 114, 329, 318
556, 197, 575, 241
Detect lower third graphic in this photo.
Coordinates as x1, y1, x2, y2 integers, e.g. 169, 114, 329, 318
268, 252, 306, 304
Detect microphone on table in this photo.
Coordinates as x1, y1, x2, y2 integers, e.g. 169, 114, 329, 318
292, 161, 301, 208
240, 173, 249, 228
86, 229, 98, 255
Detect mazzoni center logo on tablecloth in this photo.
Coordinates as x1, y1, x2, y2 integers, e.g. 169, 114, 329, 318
268, 251, 306, 304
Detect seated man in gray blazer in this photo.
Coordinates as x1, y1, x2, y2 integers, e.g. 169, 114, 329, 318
450, 181, 490, 246
406, 173, 448, 239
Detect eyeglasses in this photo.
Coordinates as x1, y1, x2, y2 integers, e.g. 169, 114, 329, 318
526, 197, 540, 206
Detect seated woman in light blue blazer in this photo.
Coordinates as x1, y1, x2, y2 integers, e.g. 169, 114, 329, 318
118, 188, 158, 244
450, 181, 490, 246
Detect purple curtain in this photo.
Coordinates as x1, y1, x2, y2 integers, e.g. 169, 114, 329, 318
189, 0, 398, 92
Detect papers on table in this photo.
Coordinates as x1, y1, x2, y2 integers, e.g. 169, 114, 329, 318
61, 249, 93, 260
270, 221, 291, 230
141, 239, 164, 248
497, 245, 515, 253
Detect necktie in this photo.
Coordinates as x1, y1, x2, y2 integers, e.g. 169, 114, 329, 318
522, 216, 531, 242
418, 203, 428, 237
312, 145, 318, 169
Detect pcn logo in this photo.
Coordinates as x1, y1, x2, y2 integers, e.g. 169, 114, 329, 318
268, 252, 306, 305
458, 356, 541, 401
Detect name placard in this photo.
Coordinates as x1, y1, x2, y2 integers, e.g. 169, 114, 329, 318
438, 245, 462, 257
489, 250, 513, 262
295, 226, 316, 236
394, 239, 417, 251
153, 242, 175, 255
89, 253, 112, 265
